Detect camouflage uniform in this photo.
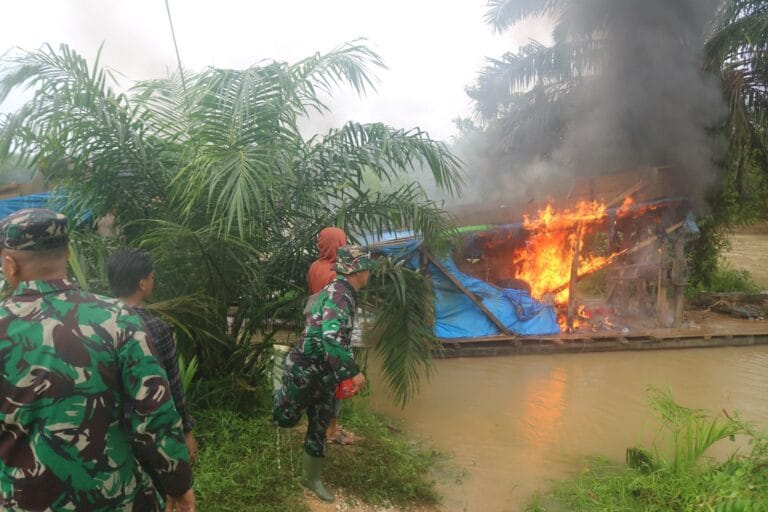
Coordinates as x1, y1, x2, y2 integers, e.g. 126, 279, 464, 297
0, 210, 191, 511
273, 246, 374, 457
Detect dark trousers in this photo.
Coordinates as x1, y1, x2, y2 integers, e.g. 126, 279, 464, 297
273, 357, 336, 457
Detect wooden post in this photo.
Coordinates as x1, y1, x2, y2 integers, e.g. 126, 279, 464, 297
637, 278, 648, 314
672, 237, 686, 327
618, 269, 630, 316
656, 240, 669, 327
566, 225, 582, 331
421, 249, 514, 337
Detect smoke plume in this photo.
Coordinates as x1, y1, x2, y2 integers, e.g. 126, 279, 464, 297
457, 0, 726, 207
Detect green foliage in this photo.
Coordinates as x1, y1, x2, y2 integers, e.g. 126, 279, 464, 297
365, 257, 442, 407
525, 390, 768, 512
67, 229, 118, 295
687, 213, 761, 294
192, 409, 305, 512
192, 402, 440, 511
177, 354, 198, 395
0, 42, 464, 404
320, 400, 441, 506
648, 387, 747, 473
688, 265, 760, 296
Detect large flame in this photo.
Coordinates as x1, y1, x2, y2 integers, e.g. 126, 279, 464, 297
513, 201, 613, 305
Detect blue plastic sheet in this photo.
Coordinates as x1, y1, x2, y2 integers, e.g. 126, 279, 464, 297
0, 193, 56, 217
373, 237, 560, 338
0, 192, 91, 224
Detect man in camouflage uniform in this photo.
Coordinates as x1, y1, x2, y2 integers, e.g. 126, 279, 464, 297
273, 245, 374, 503
0, 209, 194, 511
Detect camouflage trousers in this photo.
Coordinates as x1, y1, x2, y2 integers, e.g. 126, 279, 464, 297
272, 355, 336, 457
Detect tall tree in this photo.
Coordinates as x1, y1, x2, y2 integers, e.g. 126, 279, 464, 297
705, 1, 768, 215
0, 42, 462, 405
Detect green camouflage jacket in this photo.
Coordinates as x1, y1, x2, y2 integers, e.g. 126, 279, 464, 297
0, 280, 191, 511
293, 276, 360, 381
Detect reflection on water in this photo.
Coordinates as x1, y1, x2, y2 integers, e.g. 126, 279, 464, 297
523, 367, 567, 450
368, 346, 768, 512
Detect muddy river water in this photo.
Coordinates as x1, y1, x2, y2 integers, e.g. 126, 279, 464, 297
368, 346, 768, 512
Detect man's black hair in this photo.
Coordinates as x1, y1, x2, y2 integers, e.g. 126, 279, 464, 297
107, 248, 154, 297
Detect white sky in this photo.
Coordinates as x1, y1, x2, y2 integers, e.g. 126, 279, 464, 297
0, 0, 552, 141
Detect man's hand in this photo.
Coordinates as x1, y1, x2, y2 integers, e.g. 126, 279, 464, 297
351, 372, 365, 392
166, 489, 195, 512
185, 432, 198, 463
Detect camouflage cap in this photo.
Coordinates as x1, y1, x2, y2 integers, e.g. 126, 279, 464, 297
0, 209, 69, 251
335, 245, 376, 275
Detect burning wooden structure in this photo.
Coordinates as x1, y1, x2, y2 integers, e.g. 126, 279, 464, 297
371, 166, 768, 356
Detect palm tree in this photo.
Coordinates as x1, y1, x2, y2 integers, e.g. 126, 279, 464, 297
0, 41, 463, 405
470, 0, 723, 175
705, 1, 768, 207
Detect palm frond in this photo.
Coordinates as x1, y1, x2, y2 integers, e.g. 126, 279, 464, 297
484, 0, 565, 33
648, 387, 748, 473
366, 257, 441, 407
302, 122, 464, 196
1, 41, 463, 406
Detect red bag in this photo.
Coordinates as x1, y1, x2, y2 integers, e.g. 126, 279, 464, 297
335, 378, 357, 399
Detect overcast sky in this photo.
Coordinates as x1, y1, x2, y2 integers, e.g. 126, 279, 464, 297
0, 0, 552, 141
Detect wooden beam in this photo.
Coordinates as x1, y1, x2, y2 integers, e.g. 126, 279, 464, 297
566, 224, 582, 330
422, 250, 514, 337
545, 220, 686, 296
605, 179, 647, 209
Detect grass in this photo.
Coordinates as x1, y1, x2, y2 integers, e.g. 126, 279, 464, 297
325, 400, 441, 507
687, 264, 761, 296
191, 398, 440, 511
524, 390, 768, 512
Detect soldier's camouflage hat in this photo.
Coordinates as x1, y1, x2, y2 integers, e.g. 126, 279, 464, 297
0, 208, 69, 251
335, 245, 376, 275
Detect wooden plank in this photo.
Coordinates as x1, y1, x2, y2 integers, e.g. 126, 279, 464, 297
436, 333, 768, 358
422, 250, 515, 338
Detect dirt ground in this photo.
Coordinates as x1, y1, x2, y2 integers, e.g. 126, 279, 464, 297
722, 223, 768, 289
303, 491, 436, 512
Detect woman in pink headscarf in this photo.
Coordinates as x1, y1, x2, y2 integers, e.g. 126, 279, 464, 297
307, 227, 357, 445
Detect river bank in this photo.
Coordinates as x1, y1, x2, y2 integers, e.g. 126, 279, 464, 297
369, 345, 768, 511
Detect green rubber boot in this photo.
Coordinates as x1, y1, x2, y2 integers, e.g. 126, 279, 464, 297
300, 452, 335, 503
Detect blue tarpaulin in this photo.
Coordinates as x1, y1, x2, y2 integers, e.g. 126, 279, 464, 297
0, 192, 91, 224
0, 193, 56, 218
373, 236, 560, 339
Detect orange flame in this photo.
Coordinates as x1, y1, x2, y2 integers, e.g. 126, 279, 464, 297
617, 196, 635, 218
513, 201, 610, 303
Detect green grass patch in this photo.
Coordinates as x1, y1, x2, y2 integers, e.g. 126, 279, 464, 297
192, 400, 440, 511
526, 454, 768, 512
687, 263, 761, 297
193, 408, 305, 512
525, 390, 768, 512
326, 400, 441, 507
